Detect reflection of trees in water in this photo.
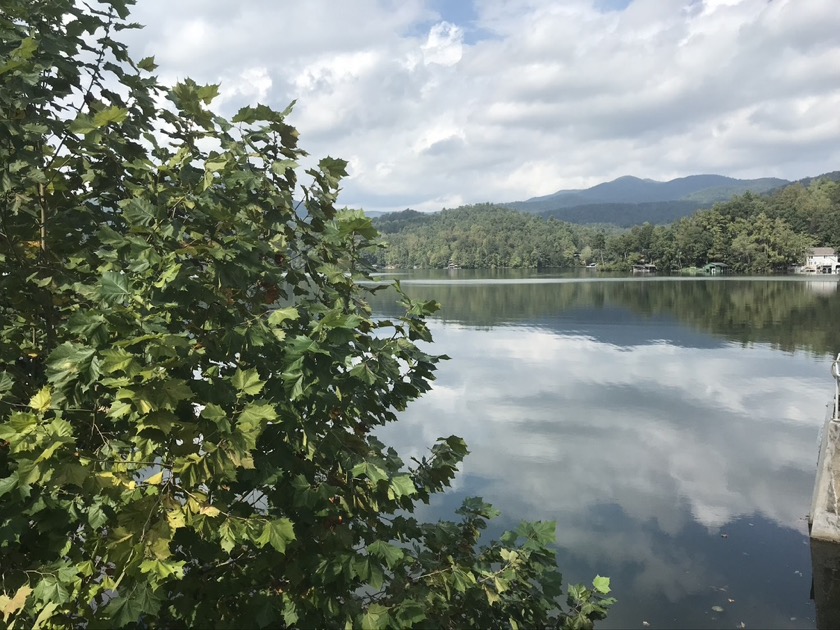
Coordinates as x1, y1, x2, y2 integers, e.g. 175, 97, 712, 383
367, 279, 840, 356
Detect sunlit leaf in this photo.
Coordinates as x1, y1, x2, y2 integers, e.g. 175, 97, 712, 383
28, 386, 51, 412
256, 518, 295, 553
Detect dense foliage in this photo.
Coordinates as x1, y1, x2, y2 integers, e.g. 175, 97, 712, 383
372, 179, 840, 274
538, 200, 703, 228
0, 1, 614, 627
373, 205, 594, 269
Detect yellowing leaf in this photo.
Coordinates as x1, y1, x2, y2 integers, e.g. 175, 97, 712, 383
32, 601, 59, 630
167, 508, 186, 530
199, 506, 221, 518
146, 471, 164, 485
29, 386, 52, 412
2, 584, 32, 622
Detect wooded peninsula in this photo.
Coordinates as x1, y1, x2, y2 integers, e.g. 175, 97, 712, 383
370, 175, 840, 274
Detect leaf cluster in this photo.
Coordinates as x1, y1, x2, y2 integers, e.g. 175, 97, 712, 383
0, 1, 613, 627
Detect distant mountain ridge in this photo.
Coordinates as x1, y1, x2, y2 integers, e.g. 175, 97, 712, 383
506, 174, 790, 215
490, 174, 793, 227
367, 171, 838, 228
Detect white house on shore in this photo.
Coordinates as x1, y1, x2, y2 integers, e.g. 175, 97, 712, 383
803, 247, 840, 273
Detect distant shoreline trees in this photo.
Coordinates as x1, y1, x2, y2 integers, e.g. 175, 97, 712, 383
371, 178, 839, 274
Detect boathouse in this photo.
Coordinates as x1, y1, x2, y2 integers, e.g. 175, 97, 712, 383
702, 262, 729, 275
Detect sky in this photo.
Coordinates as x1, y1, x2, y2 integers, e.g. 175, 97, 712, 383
123, 0, 840, 213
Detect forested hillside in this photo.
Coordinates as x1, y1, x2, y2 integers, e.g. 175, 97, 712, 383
538, 200, 702, 227
371, 205, 600, 269
371, 177, 840, 274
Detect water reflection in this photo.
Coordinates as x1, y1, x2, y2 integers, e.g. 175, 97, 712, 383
368, 273, 840, 356
372, 276, 836, 628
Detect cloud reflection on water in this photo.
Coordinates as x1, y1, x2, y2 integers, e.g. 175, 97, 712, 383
378, 322, 826, 627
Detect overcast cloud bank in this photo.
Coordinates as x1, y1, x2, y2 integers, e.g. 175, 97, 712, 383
125, 0, 840, 213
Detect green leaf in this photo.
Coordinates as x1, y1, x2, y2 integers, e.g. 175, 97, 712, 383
367, 541, 404, 568
137, 56, 158, 71
32, 575, 70, 605
101, 348, 137, 374
201, 403, 231, 432
197, 83, 220, 104
256, 518, 295, 553
238, 403, 277, 427
68, 114, 97, 135
88, 503, 108, 529
231, 368, 265, 396
140, 559, 186, 580
219, 520, 238, 554
360, 604, 391, 630
100, 271, 131, 304
45, 344, 96, 386
519, 520, 557, 547
0, 474, 17, 498
121, 197, 160, 227
394, 601, 426, 626
267, 306, 299, 326
0, 372, 13, 399
92, 105, 129, 128
351, 462, 388, 484
271, 160, 297, 177
282, 600, 299, 626
388, 475, 417, 499
593, 575, 611, 594
103, 583, 162, 626
0, 36, 37, 75
352, 556, 371, 580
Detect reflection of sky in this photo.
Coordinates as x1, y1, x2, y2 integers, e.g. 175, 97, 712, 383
378, 321, 827, 628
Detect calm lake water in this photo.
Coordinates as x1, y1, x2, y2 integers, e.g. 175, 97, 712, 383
367, 270, 840, 630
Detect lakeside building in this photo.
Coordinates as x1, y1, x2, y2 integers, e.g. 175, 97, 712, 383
802, 247, 840, 274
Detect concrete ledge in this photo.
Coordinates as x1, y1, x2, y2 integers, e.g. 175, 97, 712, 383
811, 405, 840, 629
811, 413, 840, 542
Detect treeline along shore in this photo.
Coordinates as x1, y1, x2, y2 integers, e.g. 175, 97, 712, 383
369, 174, 840, 274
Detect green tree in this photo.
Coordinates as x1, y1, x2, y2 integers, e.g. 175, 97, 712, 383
0, 1, 612, 627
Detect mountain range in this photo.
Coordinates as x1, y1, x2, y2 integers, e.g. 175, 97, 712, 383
367, 171, 840, 227
506, 174, 789, 212
496, 174, 793, 226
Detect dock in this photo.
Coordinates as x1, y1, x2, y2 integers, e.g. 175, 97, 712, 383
810, 354, 840, 628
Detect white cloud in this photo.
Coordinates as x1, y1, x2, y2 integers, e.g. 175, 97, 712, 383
375, 320, 824, 610
122, 0, 840, 212
422, 22, 463, 66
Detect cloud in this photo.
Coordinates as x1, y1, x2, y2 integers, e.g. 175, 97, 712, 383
379, 323, 824, 532
123, 0, 840, 212
422, 22, 463, 66
375, 320, 824, 618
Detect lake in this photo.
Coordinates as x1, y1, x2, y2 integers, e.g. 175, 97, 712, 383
367, 270, 840, 629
